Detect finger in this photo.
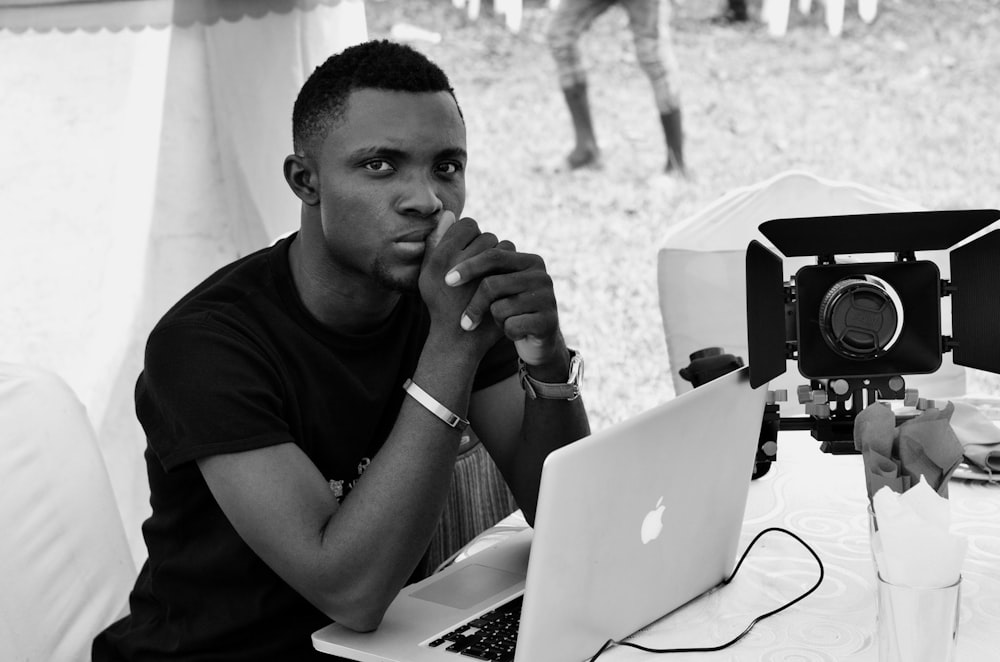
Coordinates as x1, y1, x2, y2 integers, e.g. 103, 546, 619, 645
446, 243, 534, 288
459, 275, 531, 331
445, 232, 499, 286
423, 215, 481, 278
461, 232, 501, 260
427, 214, 481, 257
460, 272, 553, 333
514, 336, 547, 365
503, 311, 560, 350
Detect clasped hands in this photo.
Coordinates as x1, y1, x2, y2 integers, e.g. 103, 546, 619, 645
419, 211, 562, 368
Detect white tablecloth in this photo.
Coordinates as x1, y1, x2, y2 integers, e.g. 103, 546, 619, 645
479, 435, 1000, 661
614, 436, 1000, 661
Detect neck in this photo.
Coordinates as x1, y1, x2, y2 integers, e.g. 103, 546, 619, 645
288, 232, 401, 335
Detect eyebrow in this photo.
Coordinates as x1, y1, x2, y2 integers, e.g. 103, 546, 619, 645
436, 147, 468, 162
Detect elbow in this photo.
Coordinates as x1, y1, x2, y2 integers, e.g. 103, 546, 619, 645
331, 610, 385, 634
313, 582, 396, 633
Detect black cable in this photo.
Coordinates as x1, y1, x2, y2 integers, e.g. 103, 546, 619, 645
587, 527, 825, 661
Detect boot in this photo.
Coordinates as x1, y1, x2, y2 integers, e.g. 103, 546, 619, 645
660, 108, 687, 177
561, 82, 600, 169
726, 0, 749, 22
711, 0, 748, 23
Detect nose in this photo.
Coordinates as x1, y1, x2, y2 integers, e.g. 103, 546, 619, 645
396, 171, 444, 219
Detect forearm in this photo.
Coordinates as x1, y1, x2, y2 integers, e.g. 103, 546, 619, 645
313, 337, 480, 628
510, 395, 590, 524
506, 347, 591, 524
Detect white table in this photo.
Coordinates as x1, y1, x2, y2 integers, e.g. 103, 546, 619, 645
475, 434, 1000, 661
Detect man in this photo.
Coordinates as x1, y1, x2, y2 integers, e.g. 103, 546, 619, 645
548, 0, 687, 176
93, 40, 590, 661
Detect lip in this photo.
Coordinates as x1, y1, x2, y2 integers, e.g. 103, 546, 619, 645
394, 238, 429, 260
396, 229, 434, 244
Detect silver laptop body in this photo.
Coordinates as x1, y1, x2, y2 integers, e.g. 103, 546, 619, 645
313, 366, 766, 662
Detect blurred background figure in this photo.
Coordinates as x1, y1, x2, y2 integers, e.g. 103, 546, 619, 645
715, 0, 750, 23
547, 0, 688, 177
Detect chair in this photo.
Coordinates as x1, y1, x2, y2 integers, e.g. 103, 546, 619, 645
451, 0, 528, 33
0, 363, 136, 662
656, 170, 968, 414
420, 429, 518, 575
762, 0, 878, 37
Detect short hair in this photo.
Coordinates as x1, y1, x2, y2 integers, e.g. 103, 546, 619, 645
292, 39, 461, 157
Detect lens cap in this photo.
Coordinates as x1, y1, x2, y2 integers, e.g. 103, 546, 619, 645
819, 276, 902, 359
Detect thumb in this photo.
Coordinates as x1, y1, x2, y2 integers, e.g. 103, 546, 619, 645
515, 336, 547, 365
427, 210, 457, 250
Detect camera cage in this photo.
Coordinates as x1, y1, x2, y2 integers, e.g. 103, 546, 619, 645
743, 209, 1000, 454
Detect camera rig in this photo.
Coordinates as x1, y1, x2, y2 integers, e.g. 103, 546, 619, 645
684, 209, 1000, 478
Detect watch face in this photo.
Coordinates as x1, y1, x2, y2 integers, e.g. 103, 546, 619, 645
568, 351, 584, 384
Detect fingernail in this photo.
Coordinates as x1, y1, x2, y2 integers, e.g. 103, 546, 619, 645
445, 270, 461, 286
460, 314, 477, 331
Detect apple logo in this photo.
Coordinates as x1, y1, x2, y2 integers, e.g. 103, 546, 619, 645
641, 496, 666, 545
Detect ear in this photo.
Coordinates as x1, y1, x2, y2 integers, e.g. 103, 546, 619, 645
283, 154, 320, 207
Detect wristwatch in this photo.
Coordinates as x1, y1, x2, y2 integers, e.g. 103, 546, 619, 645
518, 349, 584, 400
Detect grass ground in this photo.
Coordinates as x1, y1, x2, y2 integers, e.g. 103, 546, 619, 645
365, 0, 1000, 431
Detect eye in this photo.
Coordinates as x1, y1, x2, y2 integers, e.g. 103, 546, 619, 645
363, 159, 395, 173
436, 161, 463, 176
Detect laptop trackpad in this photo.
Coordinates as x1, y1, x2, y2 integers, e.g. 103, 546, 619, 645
410, 564, 523, 610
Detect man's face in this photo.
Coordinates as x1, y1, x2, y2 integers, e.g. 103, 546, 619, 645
312, 88, 467, 292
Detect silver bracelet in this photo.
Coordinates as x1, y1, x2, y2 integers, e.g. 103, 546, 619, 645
402, 379, 470, 432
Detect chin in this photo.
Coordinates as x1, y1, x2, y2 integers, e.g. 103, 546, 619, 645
393, 279, 420, 294
372, 262, 420, 293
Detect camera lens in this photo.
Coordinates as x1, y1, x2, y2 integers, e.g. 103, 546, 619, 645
818, 275, 903, 359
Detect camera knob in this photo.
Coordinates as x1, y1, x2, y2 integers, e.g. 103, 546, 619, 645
830, 379, 851, 396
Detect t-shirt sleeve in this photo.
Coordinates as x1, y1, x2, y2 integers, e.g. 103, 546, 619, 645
473, 336, 519, 391
137, 319, 294, 472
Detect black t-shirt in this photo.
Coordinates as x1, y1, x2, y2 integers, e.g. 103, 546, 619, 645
93, 234, 518, 661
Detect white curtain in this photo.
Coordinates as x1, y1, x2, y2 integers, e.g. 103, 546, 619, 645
0, 0, 368, 565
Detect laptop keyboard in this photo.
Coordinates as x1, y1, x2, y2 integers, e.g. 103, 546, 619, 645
427, 595, 522, 661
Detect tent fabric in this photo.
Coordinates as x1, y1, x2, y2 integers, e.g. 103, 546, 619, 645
0, 0, 351, 33
0, 0, 368, 565
0, 362, 135, 662
657, 170, 967, 409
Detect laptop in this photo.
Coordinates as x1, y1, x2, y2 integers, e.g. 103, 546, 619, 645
313, 366, 767, 662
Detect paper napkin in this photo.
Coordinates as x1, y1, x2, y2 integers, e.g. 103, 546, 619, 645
871, 481, 967, 588
950, 400, 1000, 475
854, 402, 965, 500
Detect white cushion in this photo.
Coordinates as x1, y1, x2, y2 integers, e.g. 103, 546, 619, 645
0, 363, 136, 662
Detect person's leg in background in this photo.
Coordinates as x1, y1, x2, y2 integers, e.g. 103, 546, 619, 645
547, 0, 615, 170
624, 0, 688, 177
716, 0, 749, 23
